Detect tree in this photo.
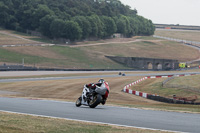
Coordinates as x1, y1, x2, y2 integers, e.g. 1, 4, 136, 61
136, 16, 155, 35
87, 15, 98, 38
122, 15, 131, 37
50, 19, 65, 38
73, 16, 92, 39
100, 16, 117, 38
92, 15, 104, 38
116, 15, 131, 37
147, 20, 155, 35
116, 18, 126, 34
0, 2, 10, 27
31, 4, 54, 30
128, 17, 139, 36
62, 21, 82, 41
1, 0, 155, 40
39, 15, 56, 38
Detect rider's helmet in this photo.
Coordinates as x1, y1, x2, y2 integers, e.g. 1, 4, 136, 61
98, 79, 105, 83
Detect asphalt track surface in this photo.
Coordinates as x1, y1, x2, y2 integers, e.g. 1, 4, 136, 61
0, 97, 200, 133
0, 71, 200, 83
0, 71, 121, 77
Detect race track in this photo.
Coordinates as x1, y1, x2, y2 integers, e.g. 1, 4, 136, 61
0, 71, 200, 83
0, 71, 200, 132
0, 97, 200, 133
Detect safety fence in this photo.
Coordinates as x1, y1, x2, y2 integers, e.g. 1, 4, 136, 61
162, 76, 175, 87
153, 35, 200, 48
123, 74, 200, 105
164, 84, 200, 93
0, 64, 138, 71
0, 43, 55, 48
162, 75, 200, 93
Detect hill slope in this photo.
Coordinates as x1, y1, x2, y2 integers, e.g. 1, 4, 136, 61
0, 30, 199, 69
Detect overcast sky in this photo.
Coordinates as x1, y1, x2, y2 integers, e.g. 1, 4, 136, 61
120, 0, 200, 26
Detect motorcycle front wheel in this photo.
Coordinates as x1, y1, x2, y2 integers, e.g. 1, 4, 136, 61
75, 96, 82, 107
89, 94, 102, 108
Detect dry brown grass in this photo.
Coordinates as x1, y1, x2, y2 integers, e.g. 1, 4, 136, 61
80, 40, 200, 62
75, 36, 140, 45
1, 30, 37, 39
0, 30, 44, 45
167, 75, 200, 88
155, 29, 200, 42
3, 46, 66, 59
0, 76, 159, 105
0, 112, 169, 133
0, 33, 36, 45
1, 29, 200, 67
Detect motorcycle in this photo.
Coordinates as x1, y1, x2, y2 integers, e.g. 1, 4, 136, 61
75, 81, 110, 108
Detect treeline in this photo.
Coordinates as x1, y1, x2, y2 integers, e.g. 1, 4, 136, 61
0, 0, 155, 41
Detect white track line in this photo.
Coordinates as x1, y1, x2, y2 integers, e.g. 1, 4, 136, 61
0, 110, 186, 133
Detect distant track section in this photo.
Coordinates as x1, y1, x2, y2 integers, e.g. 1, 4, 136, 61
154, 24, 200, 30
0, 71, 200, 83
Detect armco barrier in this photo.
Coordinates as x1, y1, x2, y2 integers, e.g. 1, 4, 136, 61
123, 74, 199, 104
162, 76, 175, 87
153, 35, 200, 47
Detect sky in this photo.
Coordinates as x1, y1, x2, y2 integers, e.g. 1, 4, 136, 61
120, 0, 200, 26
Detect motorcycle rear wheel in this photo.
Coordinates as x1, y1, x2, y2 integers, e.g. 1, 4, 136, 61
89, 94, 102, 108
75, 96, 82, 107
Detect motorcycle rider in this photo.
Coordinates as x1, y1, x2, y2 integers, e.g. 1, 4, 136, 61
84, 79, 107, 105
85, 79, 105, 91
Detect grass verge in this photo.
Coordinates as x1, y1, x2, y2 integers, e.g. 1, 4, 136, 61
0, 112, 169, 133
130, 74, 200, 103
155, 29, 200, 42
28, 37, 54, 44
0, 48, 58, 64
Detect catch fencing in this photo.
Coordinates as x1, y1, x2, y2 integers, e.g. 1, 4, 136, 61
153, 35, 200, 48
